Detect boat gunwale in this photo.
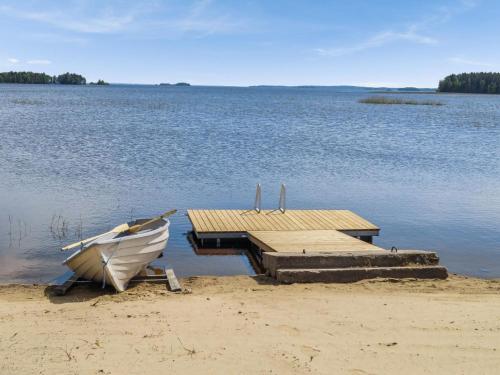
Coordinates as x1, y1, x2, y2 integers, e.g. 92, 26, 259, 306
62, 218, 170, 265
95, 218, 170, 245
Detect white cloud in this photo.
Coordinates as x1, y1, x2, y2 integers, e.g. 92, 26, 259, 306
148, 0, 246, 37
416, 0, 479, 28
178, 0, 234, 34
4, 57, 52, 66
0, 5, 137, 34
27, 59, 51, 65
315, 27, 437, 57
315, 0, 478, 58
448, 57, 493, 68
0, 1, 244, 37
459, 0, 480, 9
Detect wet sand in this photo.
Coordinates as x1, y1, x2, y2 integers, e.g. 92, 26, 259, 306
1, 275, 500, 374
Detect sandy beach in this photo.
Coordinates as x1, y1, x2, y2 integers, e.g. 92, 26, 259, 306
1, 275, 499, 374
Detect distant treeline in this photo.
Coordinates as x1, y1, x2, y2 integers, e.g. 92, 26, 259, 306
159, 82, 190, 86
438, 72, 500, 94
0, 71, 86, 85
89, 79, 109, 85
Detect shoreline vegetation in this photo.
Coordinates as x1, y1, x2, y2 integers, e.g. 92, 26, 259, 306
2, 71, 499, 94
359, 96, 443, 106
0, 71, 86, 85
438, 72, 500, 94
89, 79, 109, 85
159, 82, 191, 86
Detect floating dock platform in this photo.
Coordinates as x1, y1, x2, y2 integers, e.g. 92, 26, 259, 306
187, 209, 379, 241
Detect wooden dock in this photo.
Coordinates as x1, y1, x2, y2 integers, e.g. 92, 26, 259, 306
187, 209, 379, 240
186, 208, 448, 283
247, 230, 384, 254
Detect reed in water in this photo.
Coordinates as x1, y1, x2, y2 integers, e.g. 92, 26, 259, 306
359, 96, 443, 106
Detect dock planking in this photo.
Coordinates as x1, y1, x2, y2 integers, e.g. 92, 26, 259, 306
187, 209, 380, 239
247, 230, 384, 253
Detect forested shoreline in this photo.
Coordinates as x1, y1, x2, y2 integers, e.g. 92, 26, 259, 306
0, 71, 86, 85
438, 72, 500, 94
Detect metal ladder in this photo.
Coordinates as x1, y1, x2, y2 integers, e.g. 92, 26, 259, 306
253, 183, 286, 213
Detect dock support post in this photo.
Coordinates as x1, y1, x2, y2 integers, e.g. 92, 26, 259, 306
279, 184, 286, 213
254, 183, 262, 213
165, 268, 182, 292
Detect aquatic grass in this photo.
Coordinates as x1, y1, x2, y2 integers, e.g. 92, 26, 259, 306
359, 96, 443, 106
11, 98, 45, 105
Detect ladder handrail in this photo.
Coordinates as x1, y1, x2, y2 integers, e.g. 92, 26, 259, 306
279, 184, 286, 213
254, 183, 262, 213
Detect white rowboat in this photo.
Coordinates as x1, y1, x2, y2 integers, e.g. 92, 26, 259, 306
63, 218, 170, 292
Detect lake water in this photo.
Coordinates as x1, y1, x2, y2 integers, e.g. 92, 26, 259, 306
0, 84, 499, 283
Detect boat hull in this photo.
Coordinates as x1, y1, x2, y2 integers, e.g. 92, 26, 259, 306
63, 219, 170, 292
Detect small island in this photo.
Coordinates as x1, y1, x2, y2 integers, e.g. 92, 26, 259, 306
438, 72, 500, 94
159, 82, 191, 86
56, 72, 86, 85
0, 71, 52, 84
89, 79, 109, 85
0, 71, 86, 85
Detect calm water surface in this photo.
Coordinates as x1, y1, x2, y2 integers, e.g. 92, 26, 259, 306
0, 84, 499, 283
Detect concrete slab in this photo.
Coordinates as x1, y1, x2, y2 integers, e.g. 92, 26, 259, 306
276, 266, 448, 284
263, 250, 440, 277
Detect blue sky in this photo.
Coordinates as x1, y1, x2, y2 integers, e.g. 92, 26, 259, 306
0, 0, 498, 86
